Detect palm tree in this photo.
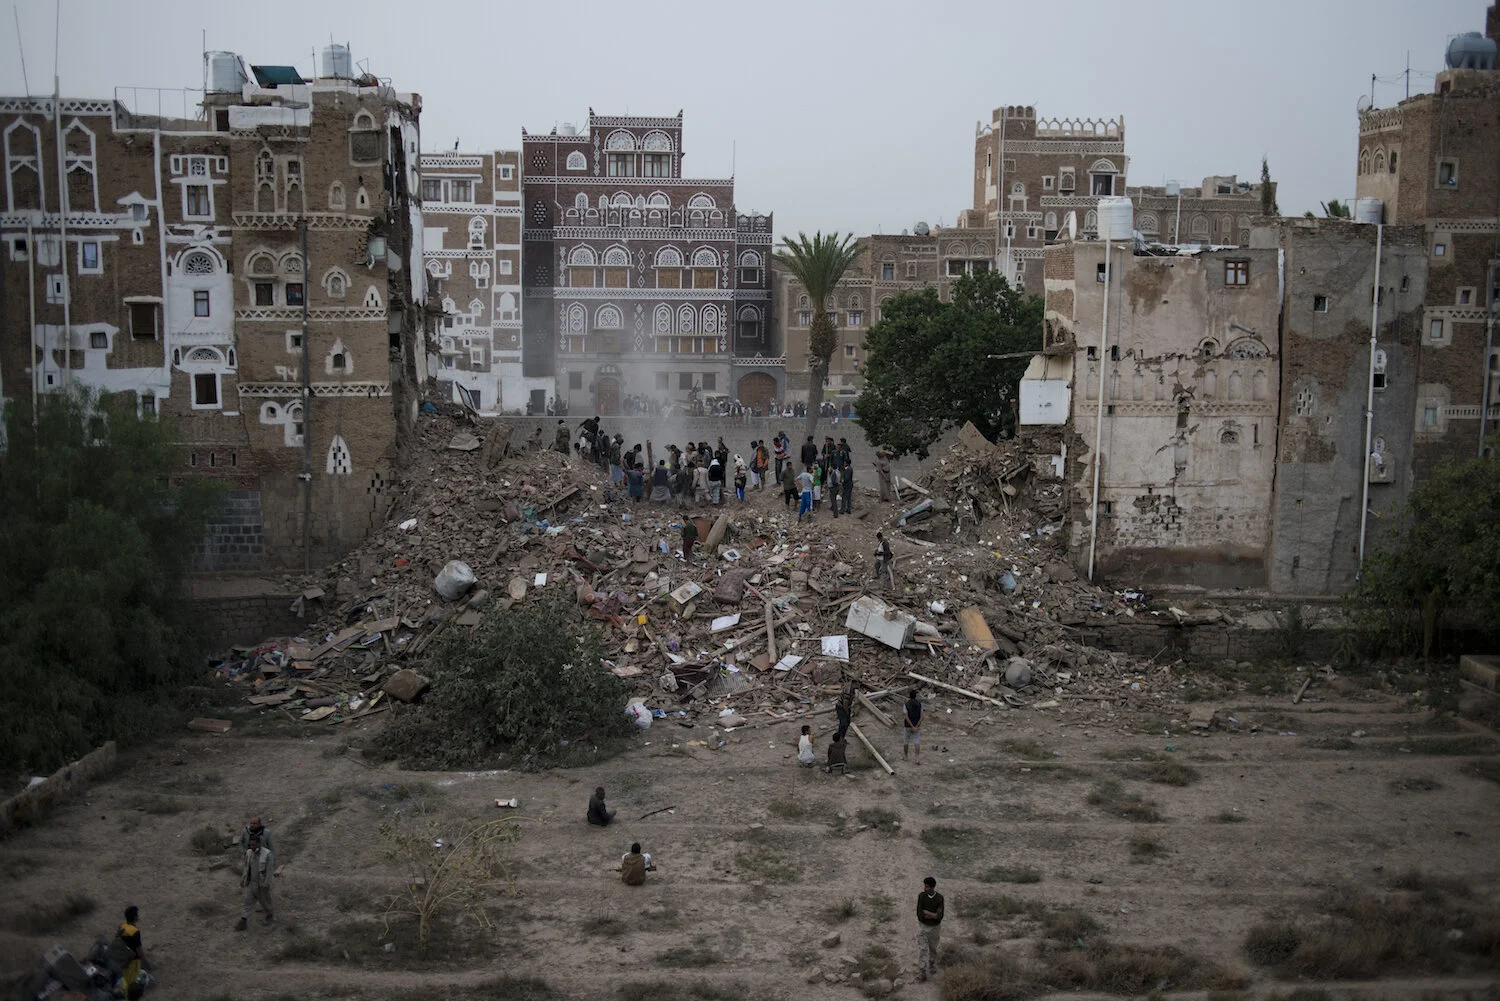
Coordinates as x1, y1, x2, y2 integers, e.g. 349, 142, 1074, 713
774, 232, 862, 435
1321, 199, 1352, 218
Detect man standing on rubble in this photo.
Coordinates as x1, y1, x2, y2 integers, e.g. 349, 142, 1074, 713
781, 462, 798, 508
682, 516, 699, 560
651, 459, 672, 503
774, 434, 789, 482
875, 448, 893, 502
796, 464, 815, 523
554, 420, 570, 454
838, 440, 855, 515
874, 532, 894, 588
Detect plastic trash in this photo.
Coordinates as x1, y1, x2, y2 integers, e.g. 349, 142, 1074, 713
999, 570, 1018, 594
625, 700, 653, 729
434, 560, 476, 600
494, 797, 519, 808
398, 518, 418, 531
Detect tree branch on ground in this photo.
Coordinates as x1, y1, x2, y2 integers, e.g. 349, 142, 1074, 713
379, 817, 520, 956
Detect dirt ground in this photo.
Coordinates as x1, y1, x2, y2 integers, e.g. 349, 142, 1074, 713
2, 670, 1498, 1001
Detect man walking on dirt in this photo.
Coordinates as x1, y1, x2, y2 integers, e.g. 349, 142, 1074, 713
236, 835, 274, 930
915, 876, 944, 982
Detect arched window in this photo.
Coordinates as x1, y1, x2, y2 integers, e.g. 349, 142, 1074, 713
605, 130, 637, 151
322, 267, 349, 298
798, 294, 809, 308
648, 192, 670, 208
691, 248, 719, 267
329, 181, 345, 209
349, 111, 380, 164
326, 434, 353, 474
568, 246, 597, 266
1227, 371, 1243, 399
566, 150, 588, 171
497, 291, 517, 321
567, 303, 586, 333
1252, 370, 1268, 401
249, 253, 275, 275
687, 194, 715, 208
603, 246, 630, 267
1359, 148, 1371, 174
1137, 212, 1159, 234
656, 247, 683, 267
3, 120, 44, 210
183, 251, 217, 275
574, 193, 589, 212
738, 250, 761, 267
678, 304, 696, 334
848, 293, 862, 309
1189, 215, 1210, 239
654, 304, 673, 335
642, 131, 672, 152
1044, 211, 1057, 230
1199, 338, 1218, 360
468, 216, 487, 250
702, 304, 720, 336
1084, 210, 1098, 230
738, 305, 761, 322
596, 304, 623, 329
1227, 338, 1266, 359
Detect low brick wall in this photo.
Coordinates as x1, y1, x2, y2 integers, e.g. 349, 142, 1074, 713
191, 592, 306, 650
1, 742, 117, 837
1076, 621, 1355, 664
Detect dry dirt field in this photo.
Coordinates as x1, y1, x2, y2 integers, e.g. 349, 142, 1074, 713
2, 668, 1499, 1001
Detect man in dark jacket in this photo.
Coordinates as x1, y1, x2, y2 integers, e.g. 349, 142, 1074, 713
587, 786, 616, 826
800, 435, 818, 467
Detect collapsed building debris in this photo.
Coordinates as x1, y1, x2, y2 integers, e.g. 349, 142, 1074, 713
211, 410, 1237, 740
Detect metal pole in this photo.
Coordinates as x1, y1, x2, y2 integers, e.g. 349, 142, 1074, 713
299, 220, 312, 571
1173, 185, 1182, 245
27, 221, 38, 419
995, 110, 1006, 280
53, 76, 71, 386
1357, 223, 1383, 572
1087, 238, 1112, 582
1482, 260, 1496, 457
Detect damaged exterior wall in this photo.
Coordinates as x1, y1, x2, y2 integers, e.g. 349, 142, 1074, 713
1268, 219, 1428, 594
1057, 241, 1282, 588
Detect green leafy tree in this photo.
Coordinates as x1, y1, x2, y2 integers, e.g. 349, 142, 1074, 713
379, 600, 633, 769
854, 269, 1043, 458
774, 231, 862, 434
0, 391, 221, 774
1321, 199, 1352, 218
1260, 156, 1279, 216
1346, 457, 1500, 656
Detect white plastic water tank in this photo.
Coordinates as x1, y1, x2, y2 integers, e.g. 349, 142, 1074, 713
1096, 196, 1134, 241
559, 122, 578, 137
206, 52, 246, 94
322, 44, 352, 79
1355, 198, 1384, 224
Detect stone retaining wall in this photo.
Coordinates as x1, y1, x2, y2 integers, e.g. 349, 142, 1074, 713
1, 742, 117, 837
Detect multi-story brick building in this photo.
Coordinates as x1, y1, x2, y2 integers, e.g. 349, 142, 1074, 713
419, 148, 547, 412
1355, 8, 1500, 470
774, 227, 997, 408
518, 111, 775, 415
970, 105, 1126, 285
1125, 175, 1268, 247
0, 47, 423, 570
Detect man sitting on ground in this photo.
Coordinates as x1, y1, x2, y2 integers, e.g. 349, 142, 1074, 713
825, 732, 848, 774
587, 786, 616, 826
621, 842, 655, 885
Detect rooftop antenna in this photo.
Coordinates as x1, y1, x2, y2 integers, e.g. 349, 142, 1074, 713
13, 4, 30, 94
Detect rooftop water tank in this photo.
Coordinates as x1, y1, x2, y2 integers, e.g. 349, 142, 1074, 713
322, 44, 352, 79
1096, 196, 1134, 241
206, 51, 247, 94
1355, 197, 1384, 224
1446, 32, 1497, 70
559, 122, 578, 136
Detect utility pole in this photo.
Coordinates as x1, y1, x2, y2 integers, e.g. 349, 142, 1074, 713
299, 220, 312, 571
53, 76, 72, 386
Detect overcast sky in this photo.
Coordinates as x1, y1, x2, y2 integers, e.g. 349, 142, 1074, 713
2, 0, 1482, 235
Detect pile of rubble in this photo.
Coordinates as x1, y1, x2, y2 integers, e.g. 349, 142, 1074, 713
909, 421, 1065, 531
210, 410, 1229, 740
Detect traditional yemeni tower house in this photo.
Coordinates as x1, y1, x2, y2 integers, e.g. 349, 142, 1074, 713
419, 148, 546, 412
968, 105, 1126, 287
520, 110, 776, 415
0, 45, 424, 569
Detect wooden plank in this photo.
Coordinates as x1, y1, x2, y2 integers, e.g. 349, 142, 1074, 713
1292, 676, 1312, 704
187, 717, 232, 733
907, 671, 1009, 710
849, 722, 894, 775
764, 600, 777, 664
857, 691, 895, 728
958, 606, 999, 656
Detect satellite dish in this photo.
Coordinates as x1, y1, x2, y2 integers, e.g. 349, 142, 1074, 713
1356, 94, 1373, 114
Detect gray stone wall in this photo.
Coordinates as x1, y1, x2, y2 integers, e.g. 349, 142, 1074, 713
196, 490, 265, 570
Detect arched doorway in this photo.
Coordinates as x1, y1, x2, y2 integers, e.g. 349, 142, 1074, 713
737, 372, 776, 414
595, 377, 620, 416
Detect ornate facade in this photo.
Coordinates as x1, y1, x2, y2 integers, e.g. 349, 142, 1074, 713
0, 52, 423, 569
520, 111, 777, 414
420, 148, 546, 412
